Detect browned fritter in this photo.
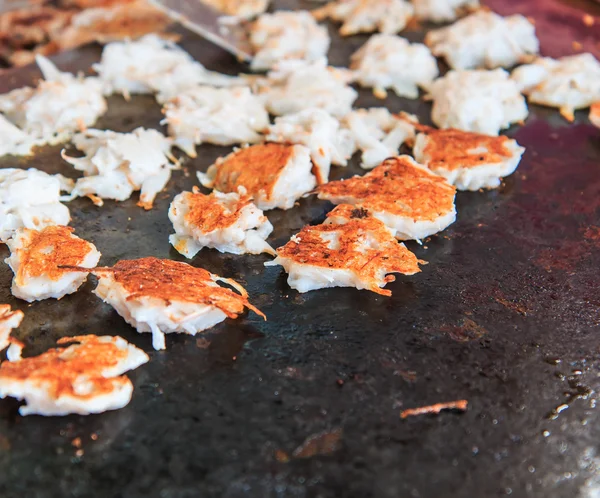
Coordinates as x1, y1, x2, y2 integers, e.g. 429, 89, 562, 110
55, 0, 171, 50
94, 257, 265, 319
275, 204, 422, 296
0, 335, 132, 399
416, 125, 516, 171
0, 6, 74, 66
317, 156, 456, 222
14, 226, 94, 286
182, 187, 253, 232
0, 0, 170, 67
210, 143, 295, 200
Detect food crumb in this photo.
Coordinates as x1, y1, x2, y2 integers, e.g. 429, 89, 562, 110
572, 41, 582, 51
292, 428, 343, 458
196, 337, 210, 349
71, 437, 82, 448
75, 449, 84, 457
583, 14, 594, 27
275, 449, 290, 463
401, 399, 468, 419
373, 87, 388, 99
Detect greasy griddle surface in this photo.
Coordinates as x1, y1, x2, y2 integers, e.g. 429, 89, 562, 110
0, 1, 599, 497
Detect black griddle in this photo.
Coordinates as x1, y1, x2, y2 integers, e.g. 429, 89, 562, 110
0, 1, 599, 497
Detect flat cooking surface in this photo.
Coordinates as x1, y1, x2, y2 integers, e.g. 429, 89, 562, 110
0, 1, 599, 497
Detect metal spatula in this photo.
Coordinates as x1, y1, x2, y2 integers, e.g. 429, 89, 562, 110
148, 0, 253, 62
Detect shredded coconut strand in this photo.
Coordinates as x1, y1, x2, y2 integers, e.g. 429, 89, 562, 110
512, 53, 600, 121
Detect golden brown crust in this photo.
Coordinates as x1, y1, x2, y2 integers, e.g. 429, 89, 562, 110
420, 128, 515, 171
0, 6, 74, 66
212, 143, 295, 200
182, 187, 253, 233
318, 156, 456, 222
14, 226, 94, 286
0, 335, 131, 399
95, 257, 265, 319
275, 204, 422, 296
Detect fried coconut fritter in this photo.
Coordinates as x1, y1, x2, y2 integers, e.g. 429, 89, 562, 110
91, 258, 265, 350
312, 0, 414, 36
0, 305, 24, 353
266, 204, 423, 295
163, 85, 269, 156
350, 34, 439, 99
0, 168, 73, 243
0, 55, 106, 145
199, 143, 316, 211
61, 127, 177, 210
5, 226, 101, 302
94, 35, 240, 103
412, 0, 479, 23
427, 68, 528, 135
412, 124, 525, 190
511, 53, 600, 122
341, 108, 416, 169
169, 187, 275, 257
0, 0, 170, 68
318, 155, 456, 241
249, 10, 330, 71
425, 11, 539, 70
254, 58, 357, 118
0, 335, 149, 416
265, 108, 355, 184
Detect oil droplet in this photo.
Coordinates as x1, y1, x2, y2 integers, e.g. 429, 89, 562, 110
528, 466, 536, 473
542, 430, 551, 437
544, 357, 561, 365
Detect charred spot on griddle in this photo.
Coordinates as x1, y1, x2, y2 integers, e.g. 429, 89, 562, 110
350, 208, 369, 219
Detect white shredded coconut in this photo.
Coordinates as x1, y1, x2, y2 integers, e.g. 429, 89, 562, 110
249, 11, 330, 71
350, 34, 438, 99
61, 127, 177, 209
163, 85, 269, 156
342, 108, 416, 169
427, 69, 528, 135
94, 34, 241, 103
0, 168, 73, 243
255, 58, 357, 117
169, 189, 275, 257
265, 108, 355, 184
412, 0, 479, 23
313, 0, 414, 36
425, 11, 539, 70
0, 55, 106, 145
